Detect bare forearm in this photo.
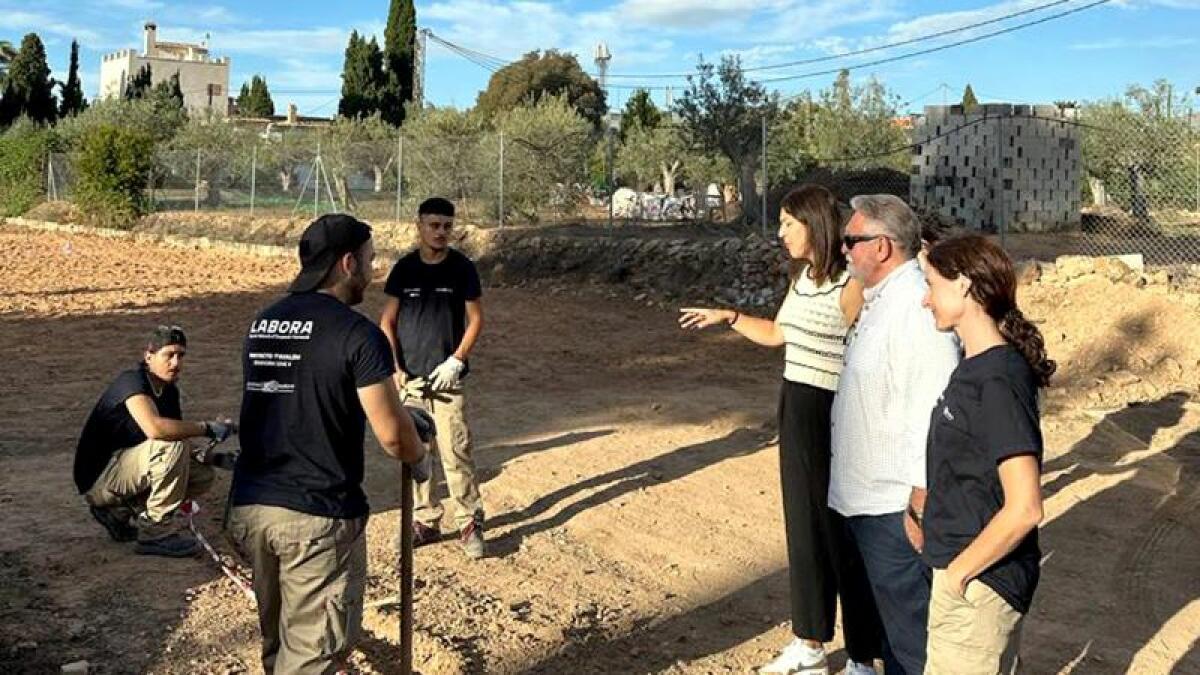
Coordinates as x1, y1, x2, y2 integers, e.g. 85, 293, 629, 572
731, 313, 784, 347
453, 316, 483, 361
149, 418, 207, 441
947, 505, 1040, 583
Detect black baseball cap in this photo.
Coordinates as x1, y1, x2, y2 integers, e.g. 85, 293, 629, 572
289, 214, 373, 293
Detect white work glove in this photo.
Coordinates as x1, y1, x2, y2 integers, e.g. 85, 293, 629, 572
428, 355, 465, 392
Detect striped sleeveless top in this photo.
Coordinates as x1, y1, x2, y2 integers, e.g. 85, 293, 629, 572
776, 268, 851, 391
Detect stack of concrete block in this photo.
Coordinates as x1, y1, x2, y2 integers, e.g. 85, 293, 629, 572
910, 104, 1082, 233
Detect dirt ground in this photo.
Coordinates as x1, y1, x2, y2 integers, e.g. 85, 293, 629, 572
1, 228, 1198, 675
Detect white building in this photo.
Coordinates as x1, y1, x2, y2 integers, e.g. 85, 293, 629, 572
99, 22, 230, 116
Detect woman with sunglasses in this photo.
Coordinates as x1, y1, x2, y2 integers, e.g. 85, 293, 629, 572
680, 185, 883, 675
919, 234, 1054, 674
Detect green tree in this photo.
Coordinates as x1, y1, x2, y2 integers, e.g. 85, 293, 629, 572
483, 95, 591, 222
1080, 80, 1195, 228
74, 124, 154, 226
620, 89, 661, 138
0, 40, 17, 84
401, 104, 487, 214
382, 0, 417, 126
59, 39, 87, 118
805, 70, 907, 171
616, 123, 688, 194
673, 55, 776, 225
323, 113, 398, 211
0, 118, 57, 215
962, 84, 979, 112
57, 95, 186, 149
476, 50, 607, 127
256, 128, 313, 194
160, 113, 252, 206
0, 33, 57, 126
123, 64, 153, 100
237, 74, 274, 117
339, 31, 385, 119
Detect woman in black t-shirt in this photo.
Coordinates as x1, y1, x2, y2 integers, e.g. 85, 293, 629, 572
918, 235, 1056, 675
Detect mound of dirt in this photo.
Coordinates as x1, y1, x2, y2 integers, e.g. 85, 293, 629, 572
1022, 272, 1200, 409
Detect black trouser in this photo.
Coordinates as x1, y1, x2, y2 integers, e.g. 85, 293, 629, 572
778, 380, 884, 663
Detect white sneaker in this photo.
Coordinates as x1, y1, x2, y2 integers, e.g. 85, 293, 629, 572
759, 639, 828, 674
841, 661, 877, 675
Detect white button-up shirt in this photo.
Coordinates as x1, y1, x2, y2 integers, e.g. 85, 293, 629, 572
829, 259, 961, 517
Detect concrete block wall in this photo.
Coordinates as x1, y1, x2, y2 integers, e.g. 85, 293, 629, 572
910, 104, 1082, 233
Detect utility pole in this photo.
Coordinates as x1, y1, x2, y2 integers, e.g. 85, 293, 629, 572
415, 29, 430, 110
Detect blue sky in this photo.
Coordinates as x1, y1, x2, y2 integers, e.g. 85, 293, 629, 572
4, 0, 1198, 117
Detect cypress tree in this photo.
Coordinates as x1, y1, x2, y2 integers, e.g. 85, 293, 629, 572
962, 84, 979, 112
59, 39, 87, 117
382, 0, 416, 125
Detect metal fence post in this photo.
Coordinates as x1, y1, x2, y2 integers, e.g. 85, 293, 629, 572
498, 132, 505, 228
606, 129, 614, 229
250, 143, 257, 217
194, 148, 201, 212
761, 114, 768, 235
396, 135, 403, 222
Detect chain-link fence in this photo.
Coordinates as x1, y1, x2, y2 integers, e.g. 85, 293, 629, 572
770, 104, 1200, 266
34, 101, 1200, 266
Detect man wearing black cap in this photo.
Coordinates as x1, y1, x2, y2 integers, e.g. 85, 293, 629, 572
230, 213, 429, 675
380, 196, 486, 560
74, 325, 236, 557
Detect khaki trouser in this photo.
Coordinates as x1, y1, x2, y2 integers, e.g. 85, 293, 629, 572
402, 377, 482, 530
229, 504, 367, 675
926, 569, 1024, 675
84, 438, 213, 540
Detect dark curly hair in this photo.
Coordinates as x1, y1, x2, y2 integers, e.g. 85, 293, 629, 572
926, 234, 1056, 386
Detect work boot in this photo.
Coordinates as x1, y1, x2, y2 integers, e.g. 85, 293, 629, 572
89, 505, 137, 543
460, 520, 485, 560
135, 532, 201, 558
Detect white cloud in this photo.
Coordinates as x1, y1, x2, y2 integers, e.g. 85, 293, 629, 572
0, 10, 106, 44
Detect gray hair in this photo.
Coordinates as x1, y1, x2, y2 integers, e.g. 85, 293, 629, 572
849, 194, 921, 259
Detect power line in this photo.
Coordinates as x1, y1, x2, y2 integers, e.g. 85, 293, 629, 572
606, 0, 1077, 79
777, 0, 1111, 96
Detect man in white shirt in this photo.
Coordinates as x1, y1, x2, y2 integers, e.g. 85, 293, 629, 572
830, 194, 960, 674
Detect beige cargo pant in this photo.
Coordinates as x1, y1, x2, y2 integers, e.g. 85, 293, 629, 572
925, 569, 1025, 675
84, 438, 214, 540
229, 504, 367, 675
402, 377, 482, 531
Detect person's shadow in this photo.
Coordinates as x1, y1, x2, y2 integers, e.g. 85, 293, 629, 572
1042, 391, 1189, 500
1029, 391, 1200, 673
487, 425, 776, 558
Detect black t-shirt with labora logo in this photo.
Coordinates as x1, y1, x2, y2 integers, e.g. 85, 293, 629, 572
73, 364, 182, 493
923, 344, 1044, 614
233, 292, 395, 519
384, 248, 482, 379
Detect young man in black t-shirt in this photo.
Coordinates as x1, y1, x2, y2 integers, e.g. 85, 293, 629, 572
380, 197, 487, 559
230, 214, 428, 674
74, 325, 236, 557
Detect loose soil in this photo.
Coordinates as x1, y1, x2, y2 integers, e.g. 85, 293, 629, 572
1, 228, 1197, 674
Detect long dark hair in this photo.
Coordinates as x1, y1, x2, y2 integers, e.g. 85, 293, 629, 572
780, 184, 847, 286
926, 234, 1056, 386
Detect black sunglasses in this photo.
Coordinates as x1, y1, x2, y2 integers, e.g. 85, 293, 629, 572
842, 234, 892, 249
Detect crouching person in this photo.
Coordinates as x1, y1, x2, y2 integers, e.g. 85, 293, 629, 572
73, 325, 237, 557
230, 215, 428, 674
